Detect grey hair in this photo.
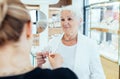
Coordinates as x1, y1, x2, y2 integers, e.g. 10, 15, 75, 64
60, 5, 83, 20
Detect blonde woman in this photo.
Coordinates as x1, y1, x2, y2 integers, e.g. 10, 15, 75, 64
0, 0, 78, 79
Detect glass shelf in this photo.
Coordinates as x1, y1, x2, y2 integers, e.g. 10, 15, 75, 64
85, 1, 120, 64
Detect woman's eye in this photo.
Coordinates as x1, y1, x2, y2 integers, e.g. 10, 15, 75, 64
68, 18, 72, 21
61, 19, 65, 21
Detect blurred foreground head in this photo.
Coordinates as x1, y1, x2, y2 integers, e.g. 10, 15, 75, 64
0, 0, 31, 46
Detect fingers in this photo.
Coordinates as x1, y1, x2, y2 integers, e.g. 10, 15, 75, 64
36, 52, 49, 67
36, 52, 49, 59
49, 54, 55, 58
48, 53, 63, 69
37, 59, 46, 67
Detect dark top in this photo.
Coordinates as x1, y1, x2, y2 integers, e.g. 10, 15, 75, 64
0, 67, 78, 79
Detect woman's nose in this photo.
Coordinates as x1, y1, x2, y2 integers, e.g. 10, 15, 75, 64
63, 20, 69, 25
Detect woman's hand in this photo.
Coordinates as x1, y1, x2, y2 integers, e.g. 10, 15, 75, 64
36, 52, 49, 67
48, 53, 63, 69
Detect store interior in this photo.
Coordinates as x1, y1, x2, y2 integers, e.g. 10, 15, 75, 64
21, 0, 120, 79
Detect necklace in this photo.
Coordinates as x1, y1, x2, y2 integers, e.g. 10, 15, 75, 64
63, 37, 77, 42
62, 35, 77, 42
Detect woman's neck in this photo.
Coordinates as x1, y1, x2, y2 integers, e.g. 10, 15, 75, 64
63, 32, 78, 41
0, 44, 33, 76
62, 32, 78, 46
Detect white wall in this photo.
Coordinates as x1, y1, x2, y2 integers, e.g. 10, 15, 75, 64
72, 0, 83, 17
21, 0, 59, 5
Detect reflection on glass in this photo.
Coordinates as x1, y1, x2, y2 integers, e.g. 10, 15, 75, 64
36, 11, 47, 33
85, 2, 120, 79
36, 21, 47, 33
86, 2, 119, 62
30, 10, 47, 66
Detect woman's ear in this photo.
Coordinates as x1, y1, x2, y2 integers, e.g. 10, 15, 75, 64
26, 21, 32, 39
79, 18, 82, 23
78, 18, 82, 26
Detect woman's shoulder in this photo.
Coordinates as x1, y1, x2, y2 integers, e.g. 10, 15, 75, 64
78, 33, 96, 44
27, 67, 78, 79
0, 67, 78, 79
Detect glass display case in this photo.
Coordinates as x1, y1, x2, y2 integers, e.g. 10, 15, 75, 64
85, 1, 120, 63
85, 2, 120, 79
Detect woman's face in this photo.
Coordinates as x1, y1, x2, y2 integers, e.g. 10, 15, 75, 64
61, 10, 79, 35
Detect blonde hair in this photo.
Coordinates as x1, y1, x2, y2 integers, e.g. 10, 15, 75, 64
0, 0, 30, 46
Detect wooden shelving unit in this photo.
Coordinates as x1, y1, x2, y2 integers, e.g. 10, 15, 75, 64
90, 27, 120, 34
48, 27, 63, 37
85, 1, 120, 79
101, 56, 119, 79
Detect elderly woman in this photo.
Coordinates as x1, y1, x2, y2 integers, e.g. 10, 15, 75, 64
37, 6, 105, 79
0, 0, 78, 79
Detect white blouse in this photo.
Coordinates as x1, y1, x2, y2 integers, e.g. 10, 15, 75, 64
56, 41, 77, 70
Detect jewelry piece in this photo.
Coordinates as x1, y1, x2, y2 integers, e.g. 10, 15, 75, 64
62, 36, 77, 42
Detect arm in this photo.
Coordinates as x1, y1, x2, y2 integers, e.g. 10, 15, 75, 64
36, 52, 63, 69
